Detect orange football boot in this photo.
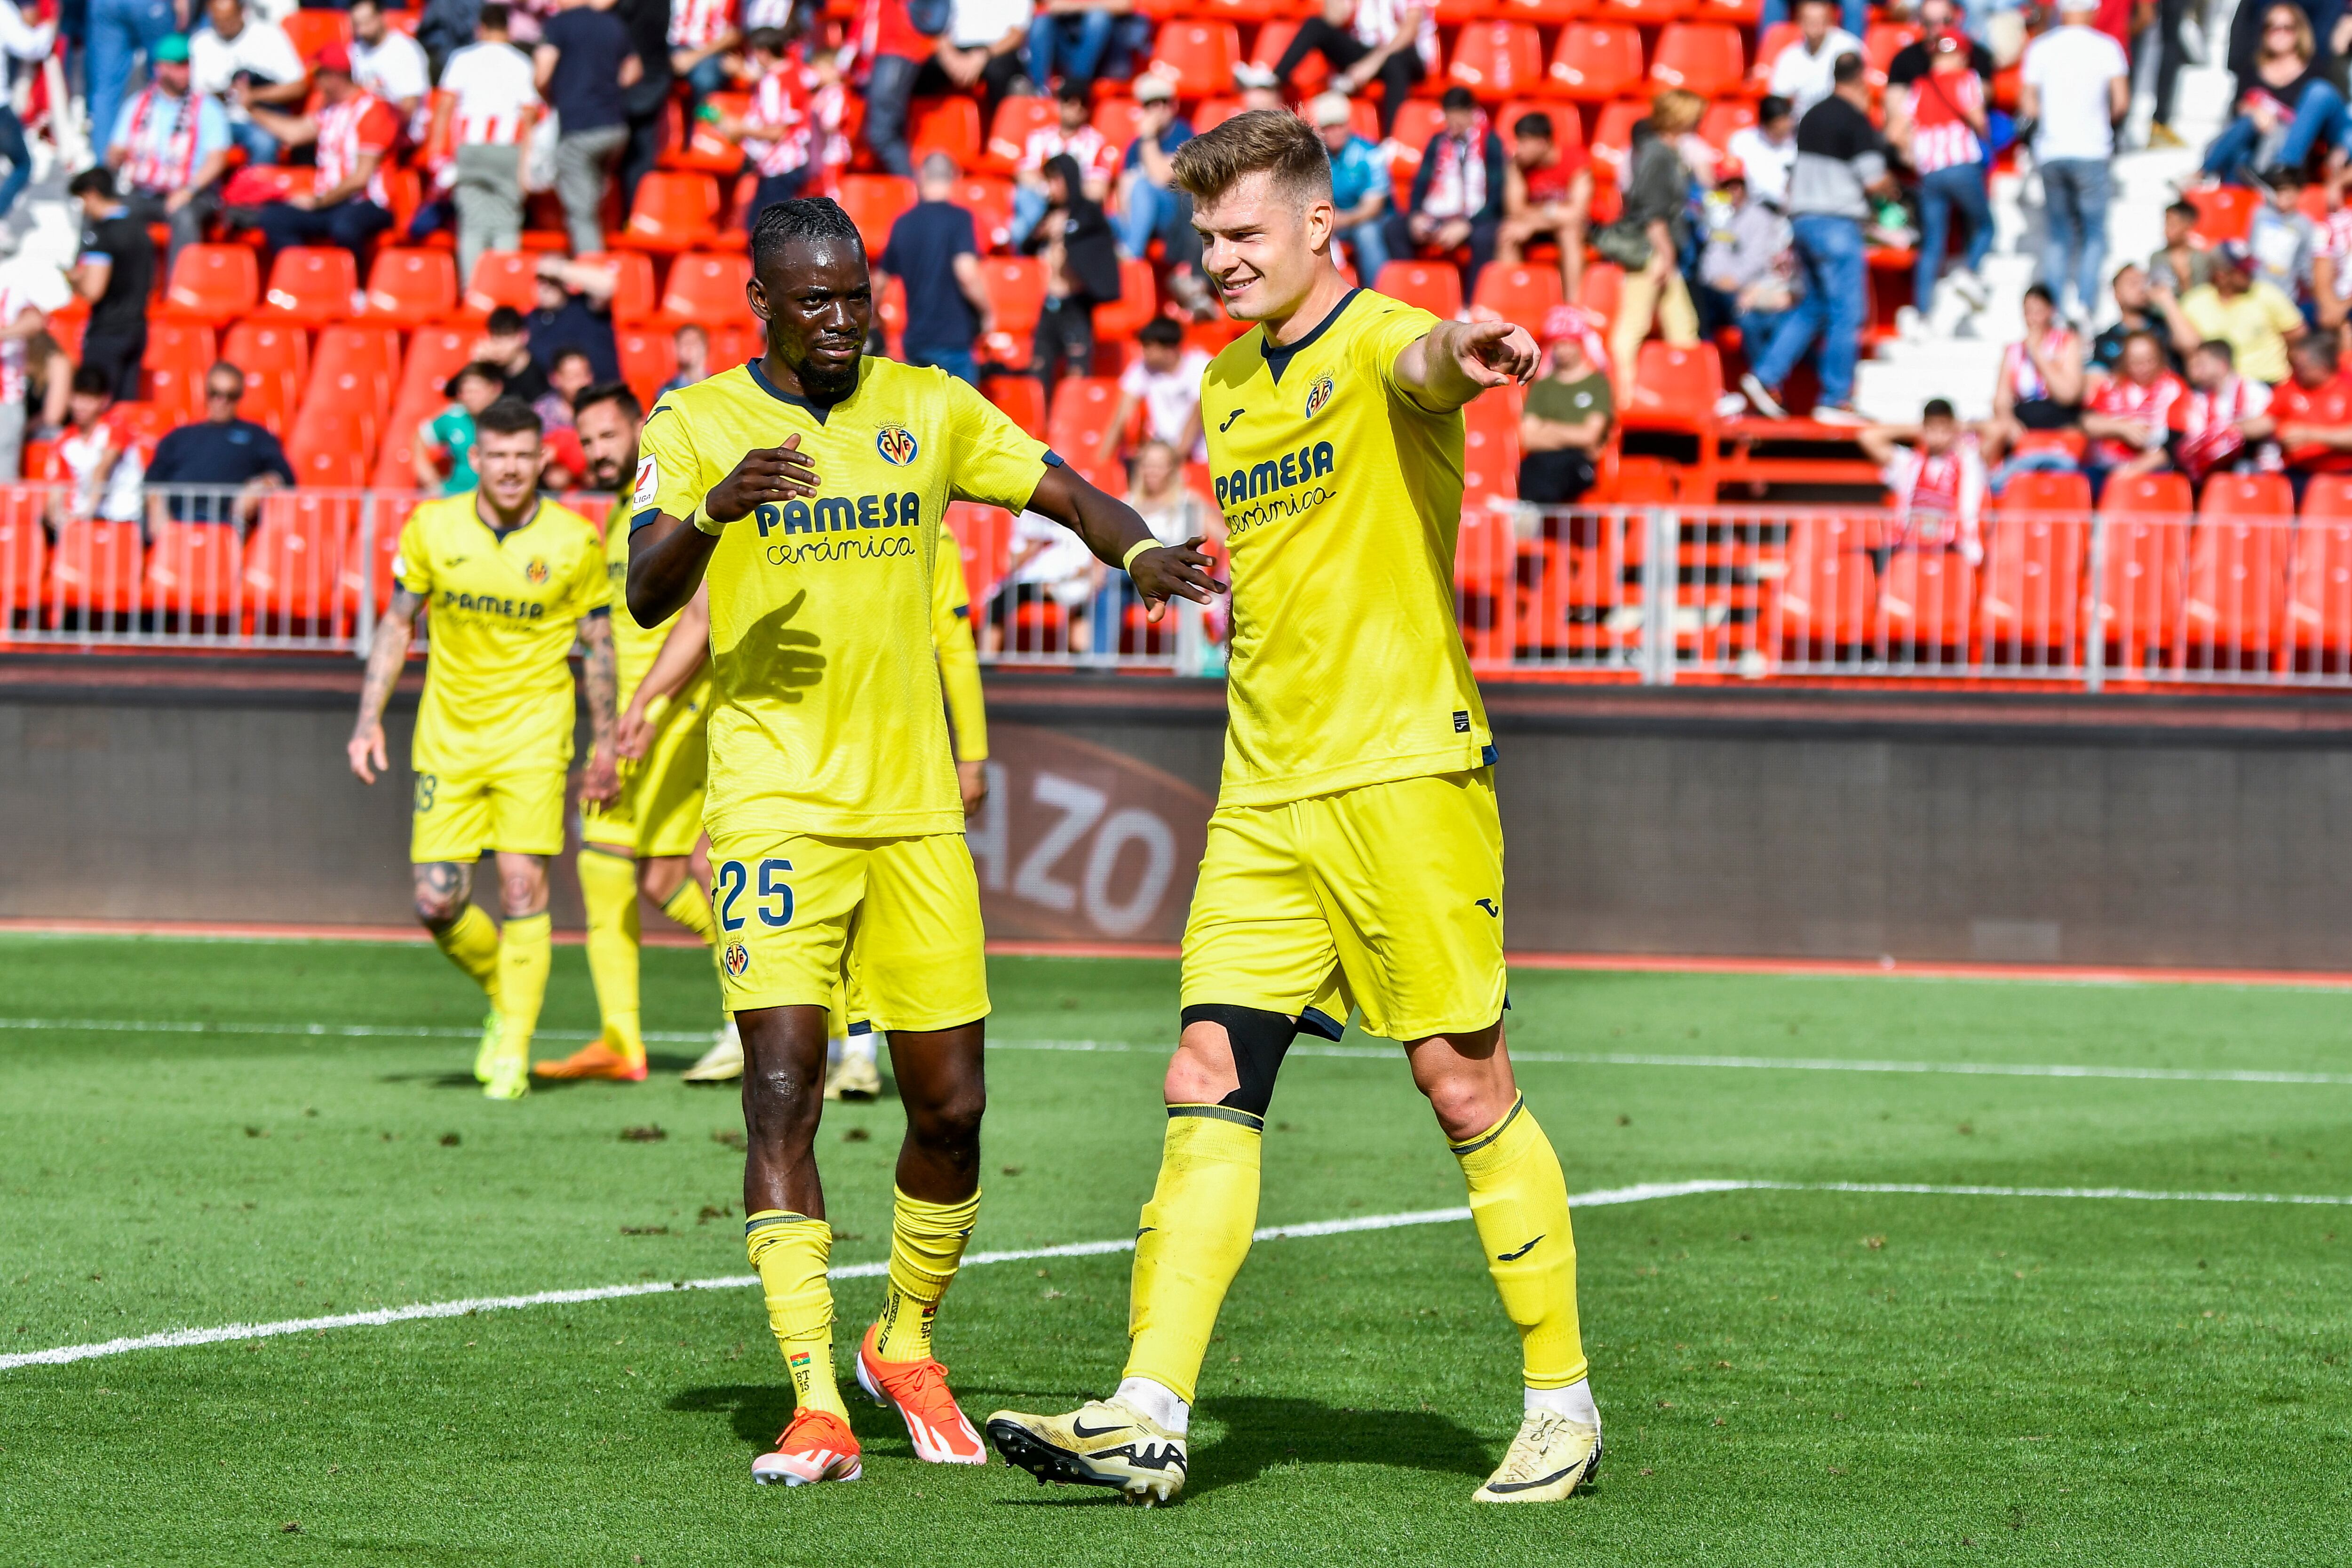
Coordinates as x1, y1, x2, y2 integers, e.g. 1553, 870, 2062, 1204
532, 1037, 648, 1082
751, 1407, 863, 1486
855, 1323, 986, 1464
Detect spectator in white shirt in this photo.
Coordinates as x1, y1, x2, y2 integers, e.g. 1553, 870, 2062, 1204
2018, 0, 2130, 323
1767, 0, 1862, 118
437, 3, 540, 284
991, 506, 1100, 653
1726, 94, 1796, 210
935, 0, 1030, 116
350, 0, 429, 143
190, 0, 308, 166
1113, 317, 1208, 462
0, 0, 52, 225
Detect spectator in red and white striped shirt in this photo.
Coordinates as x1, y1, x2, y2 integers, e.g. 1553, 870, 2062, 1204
1980, 285, 2085, 466
436, 4, 540, 285
242, 43, 399, 259
2081, 330, 2186, 497
1859, 401, 1985, 566
1886, 30, 1991, 329
2172, 338, 2273, 486
718, 28, 813, 237
1012, 78, 1115, 246
669, 0, 739, 109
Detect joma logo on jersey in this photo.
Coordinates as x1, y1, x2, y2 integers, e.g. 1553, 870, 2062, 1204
754, 492, 923, 536
723, 942, 750, 979
1215, 441, 1335, 508
1304, 374, 1335, 418
874, 426, 919, 466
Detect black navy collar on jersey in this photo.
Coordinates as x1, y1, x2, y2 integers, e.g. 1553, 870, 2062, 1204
476, 496, 544, 540
1261, 287, 1361, 385
747, 355, 857, 425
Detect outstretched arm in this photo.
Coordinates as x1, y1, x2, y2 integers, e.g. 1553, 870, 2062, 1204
1024, 463, 1224, 619
1394, 319, 1539, 414
578, 611, 619, 804
617, 585, 711, 758
350, 588, 424, 783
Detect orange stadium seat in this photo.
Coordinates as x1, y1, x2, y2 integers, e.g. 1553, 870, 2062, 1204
261, 247, 356, 324
1472, 263, 1563, 336
280, 7, 350, 62
838, 174, 916, 255
955, 175, 1016, 251
668, 94, 747, 172
1589, 100, 1647, 171
1693, 0, 1762, 21
297, 365, 386, 459
660, 252, 755, 326
1191, 96, 1245, 134
49, 519, 144, 620
1863, 22, 1920, 83
620, 172, 722, 252
581, 251, 659, 323
1375, 260, 1463, 318
616, 327, 678, 408
2185, 185, 2258, 244
159, 245, 260, 325
360, 248, 457, 326
1623, 342, 1722, 433
245, 498, 351, 629
1249, 20, 1326, 91
1447, 22, 1545, 100
312, 323, 403, 406
1146, 22, 1240, 98
144, 521, 244, 618
346, 496, 414, 605
1496, 0, 1583, 22
1750, 22, 1801, 86
1978, 472, 2088, 667
1459, 391, 1519, 513
2287, 478, 2352, 662
2090, 472, 2193, 671
143, 322, 216, 423
1549, 24, 1645, 100
396, 326, 476, 408
1776, 513, 1874, 654
1092, 96, 1145, 155
1597, 0, 1692, 21
1650, 22, 1745, 96
946, 500, 1011, 608
1046, 377, 1124, 469
1091, 258, 1161, 343
2180, 474, 2293, 668
288, 413, 370, 489
464, 250, 540, 316
1698, 98, 1758, 151
983, 374, 1046, 439
986, 96, 1056, 171
909, 96, 983, 167
0, 490, 43, 609
977, 256, 1047, 360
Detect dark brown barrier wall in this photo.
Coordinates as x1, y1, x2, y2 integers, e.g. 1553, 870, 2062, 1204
7, 655, 2352, 969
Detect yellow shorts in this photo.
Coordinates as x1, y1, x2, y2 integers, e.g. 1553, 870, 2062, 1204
709, 828, 988, 1031
410, 764, 568, 863
1180, 769, 1506, 1042
580, 682, 711, 860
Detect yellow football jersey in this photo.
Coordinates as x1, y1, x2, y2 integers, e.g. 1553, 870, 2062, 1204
395, 493, 608, 777
604, 487, 677, 708
1201, 287, 1491, 807
634, 357, 1049, 838
933, 517, 986, 763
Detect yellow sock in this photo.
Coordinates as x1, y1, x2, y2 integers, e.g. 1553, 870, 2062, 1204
1453, 1095, 1588, 1389
494, 913, 552, 1059
746, 1210, 848, 1417
873, 1186, 980, 1363
576, 849, 643, 1060
432, 904, 501, 1003
660, 880, 716, 944
1122, 1107, 1262, 1405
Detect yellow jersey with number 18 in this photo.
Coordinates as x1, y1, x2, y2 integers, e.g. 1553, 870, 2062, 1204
394, 493, 608, 778
1201, 287, 1490, 808
633, 357, 1050, 839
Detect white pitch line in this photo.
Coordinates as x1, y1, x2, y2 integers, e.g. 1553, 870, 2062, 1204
8, 1178, 2347, 1374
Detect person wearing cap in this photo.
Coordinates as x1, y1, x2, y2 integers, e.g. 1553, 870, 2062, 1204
1012, 77, 1114, 247
1269, 0, 1435, 138
2018, 0, 2130, 323
1518, 318, 1612, 507
933, 0, 1031, 115
1495, 111, 1591, 301
2153, 238, 2307, 385
1313, 90, 1391, 285
1884, 25, 1992, 324
240, 42, 401, 259
105, 32, 230, 268
1391, 85, 1503, 289
1231, 61, 1286, 114
189, 0, 308, 168
1113, 74, 1212, 303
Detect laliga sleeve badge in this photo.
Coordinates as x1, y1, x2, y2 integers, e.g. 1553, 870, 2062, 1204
632, 454, 660, 508
724, 942, 751, 979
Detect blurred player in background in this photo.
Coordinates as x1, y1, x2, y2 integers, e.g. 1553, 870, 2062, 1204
347, 398, 618, 1101
987, 111, 1602, 1507
627, 197, 1216, 1489
535, 381, 729, 1084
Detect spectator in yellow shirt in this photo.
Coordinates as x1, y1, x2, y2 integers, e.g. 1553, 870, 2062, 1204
2152, 239, 2305, 384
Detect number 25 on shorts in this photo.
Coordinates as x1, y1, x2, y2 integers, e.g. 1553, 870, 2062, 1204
715, 859, 795, 930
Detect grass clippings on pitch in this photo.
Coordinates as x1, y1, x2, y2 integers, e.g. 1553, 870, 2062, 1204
2, 936, 2350, 1566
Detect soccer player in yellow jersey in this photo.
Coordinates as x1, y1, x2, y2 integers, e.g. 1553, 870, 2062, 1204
987, 111, 1604, 1506
347, 398, 620, 1101
533, 382, 727, 1084
627, 198, 1219, 1488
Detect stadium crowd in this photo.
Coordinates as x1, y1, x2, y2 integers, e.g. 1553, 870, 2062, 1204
5, 0, 2352, 654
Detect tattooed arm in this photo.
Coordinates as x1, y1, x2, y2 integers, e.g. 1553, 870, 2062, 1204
578, 610, 620, 806
349, 588, 424, 784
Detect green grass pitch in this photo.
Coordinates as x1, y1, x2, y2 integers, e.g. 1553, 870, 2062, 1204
4, 934, 2351, 1565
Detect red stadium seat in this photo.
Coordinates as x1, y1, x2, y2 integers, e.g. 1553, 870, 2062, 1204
1091, 97, 1146, 157
1596, 0, 1691, 21
1775, 513, 1874, 653
1578, 262, 1624, 324
580, 250, 659, 323
2184, 185, 2258, 244
296, 366, 385, 462
144, 521, 244, 617
396, 326, 476, 408
1979, 477, 2087, 669
159, 245, 260, 325
977, 257, 1047, 362
143, 322, 216, 423
616, 327, 678, 408
245, 497, 351, 628
288, 415, 370, 489
2287, 478, 2352, 661
1375, 260, 1463, 318
954, 175, 1016, 251
1046, 376, 1124, 469
1145, 22, 1240, 98
346, 495, 416, 606
1447, 22, 1545, 100
1875, 544, 1976, 657
1549, 24, 1645, 100
261, 247, 356, 324
2089, 472, 2192, 671
1589, 100, 1647, 173
1622, 342, 1722, 433
1863, 22, 1920, 84
1459, 391, 1519, 511
1698, 98, 1758, 152
360, 247, 458, 326
983, 374, 1046, 439
838, 173, 917, 255
945, 500, 1011, 609
0, 488, 43, 609
2179, 474, 2293, 668
620, 172, 722, 252
1750, 22, 1801, 86
987, 96, 1057, 171
908, 96, 983, 167
310, 324, 403, 412
1091, 257, 1162, 343
1249, 21, 1326, 91
1471, 263, 1563, 336
49, 519, 145, 620
1650, 22, 1745, 96
1495, 0, 1583, 22
464, 250, 540, 316
1387, 99, 1450, 189
660, 252, 755, 326
1191, 96, 1245, 134
280, 7, 350, 62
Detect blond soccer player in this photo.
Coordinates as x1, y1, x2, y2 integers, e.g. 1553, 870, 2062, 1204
985, 111, 1604, 1506
348, 397, 619, 1100
627, 197, 1220, 1488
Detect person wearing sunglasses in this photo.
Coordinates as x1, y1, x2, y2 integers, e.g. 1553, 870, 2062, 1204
143, 361, 294, 531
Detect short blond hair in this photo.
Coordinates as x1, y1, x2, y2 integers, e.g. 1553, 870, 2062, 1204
1651, 88, 1703, 136
1169, 108, 1332, 207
